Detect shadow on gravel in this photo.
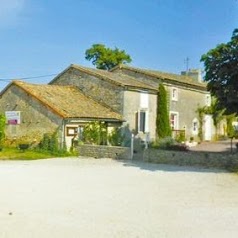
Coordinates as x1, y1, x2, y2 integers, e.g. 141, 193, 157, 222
115, 140, 238, 173
189, 140, 237, 153
117, 159, 227, 174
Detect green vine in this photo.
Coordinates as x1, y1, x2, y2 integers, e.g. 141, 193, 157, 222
0, 114, 6, 147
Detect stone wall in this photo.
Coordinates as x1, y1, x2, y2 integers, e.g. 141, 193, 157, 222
77, 144, 131, 160
143, 148, 238, 171
51, 67, 124, 114
0, 84, 62, 143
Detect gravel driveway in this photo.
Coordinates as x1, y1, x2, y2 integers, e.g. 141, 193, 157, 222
0, 158, 238, 238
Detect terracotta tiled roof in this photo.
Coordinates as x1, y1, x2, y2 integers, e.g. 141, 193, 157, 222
111, 64, 207, 90
6, 81, 123, 121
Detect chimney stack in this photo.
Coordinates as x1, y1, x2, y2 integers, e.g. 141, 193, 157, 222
181, 69, 202, 83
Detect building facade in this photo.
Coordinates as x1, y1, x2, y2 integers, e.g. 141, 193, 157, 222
0, 81, 123, 149
51, 64, 214, 143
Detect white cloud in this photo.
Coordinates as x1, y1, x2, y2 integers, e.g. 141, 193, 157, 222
0, 0, 26, 26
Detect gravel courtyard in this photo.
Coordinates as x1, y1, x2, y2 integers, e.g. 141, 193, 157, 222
0, 158, 238, 238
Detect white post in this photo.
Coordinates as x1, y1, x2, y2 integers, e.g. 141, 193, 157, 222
145, 132, 150, 149
131, 134, 134, 160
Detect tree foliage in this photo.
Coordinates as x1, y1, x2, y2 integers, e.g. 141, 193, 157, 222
196, 106, 205, 142
85, 44, 132, 70
82, 121, 107, 145
156, 84, 171, 138
201, 29, 238, 114
198, 97, 225, 140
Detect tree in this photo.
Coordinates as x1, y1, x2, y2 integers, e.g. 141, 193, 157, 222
196, 97, 225, 141
226, 113, 236, 138
85, 44, 132, 70
208, 97, 225, 139
156, 84, 171, 138
201, 29, 238, 114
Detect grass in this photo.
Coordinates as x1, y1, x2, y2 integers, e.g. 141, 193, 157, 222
0, 147, 74, 160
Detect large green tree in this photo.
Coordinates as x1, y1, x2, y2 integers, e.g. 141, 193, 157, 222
156, 84, 171, 138
85, 44, 132, 70
201, 29, 238, 114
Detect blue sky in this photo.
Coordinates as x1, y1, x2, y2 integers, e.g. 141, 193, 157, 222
0, 0, 237, 89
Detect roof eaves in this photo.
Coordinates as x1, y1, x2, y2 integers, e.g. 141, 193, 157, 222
162, 77, 207, 91
71, 64, 125, 88
0, 80, 15, 97
48, 65, 73, 85
12, 81, 66, 118
124, 85, 158, 93
66, 116, 125, 122
115, 65, 207, 90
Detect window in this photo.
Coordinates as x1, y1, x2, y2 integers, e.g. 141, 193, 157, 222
139, 111, 146, 132
170, 112, 179, 130
78, 126, 84, 140
192, 118, 198, 135
135, 110, 148, 133
171, 88, 178, 101
66, 127, 78, 136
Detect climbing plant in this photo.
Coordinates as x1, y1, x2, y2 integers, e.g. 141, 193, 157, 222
196, 106, 206, 142
0, 114, 6, 147
156, 84, 171, 139
226, 114, 237, 138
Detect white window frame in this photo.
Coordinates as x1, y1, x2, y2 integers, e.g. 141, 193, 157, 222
140, 92, 149, 108
170, 111, 179, 130
138, 109, 149, 133
171, 87, 178, 101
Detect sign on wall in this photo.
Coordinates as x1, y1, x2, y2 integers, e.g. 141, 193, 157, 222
5, 111, 21, 125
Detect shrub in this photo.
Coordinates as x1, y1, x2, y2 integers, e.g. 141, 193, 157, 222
152, 137, 188, 151
38, 131, 68, 156
0, 114, 6, 147
152, 137, 175, 149
175, 131, 186, 143
108, 127, 124, 146
83, 122, 107, 145
166, 144, 188, 151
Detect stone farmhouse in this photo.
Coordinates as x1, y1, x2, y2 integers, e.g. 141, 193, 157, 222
110, 65, 213, 141
0, 81, 123, 149
0, 64, 213, 149
50, 64, 213, 143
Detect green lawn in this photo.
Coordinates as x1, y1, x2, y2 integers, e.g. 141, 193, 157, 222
0, 147, 72, 160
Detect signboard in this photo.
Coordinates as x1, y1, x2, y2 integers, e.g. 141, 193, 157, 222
5, 111, 21, 125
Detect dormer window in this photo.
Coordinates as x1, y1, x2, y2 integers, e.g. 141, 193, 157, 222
171, 87, 178, 101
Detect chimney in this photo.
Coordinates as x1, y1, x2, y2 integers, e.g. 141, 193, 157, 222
181, 69, 202, 83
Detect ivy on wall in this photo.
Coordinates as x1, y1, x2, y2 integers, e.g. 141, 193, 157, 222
0, 114, 6, 147
156, 84, 171, 139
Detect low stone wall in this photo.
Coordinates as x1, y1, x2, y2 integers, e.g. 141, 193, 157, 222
77, 144, 131, 160
143, 149, 238, 171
